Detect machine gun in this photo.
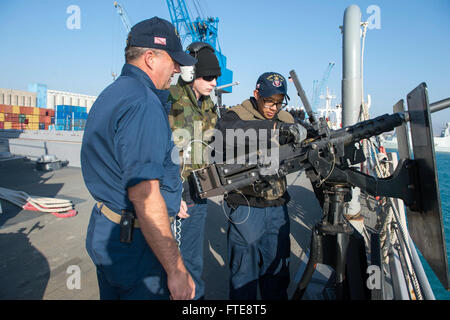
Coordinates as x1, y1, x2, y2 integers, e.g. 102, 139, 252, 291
190, 111, 415, 208
190, 83, 450, 299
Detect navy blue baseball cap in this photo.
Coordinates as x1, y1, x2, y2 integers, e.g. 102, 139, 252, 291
256, 72, 289, 99
127, 17, 197, 66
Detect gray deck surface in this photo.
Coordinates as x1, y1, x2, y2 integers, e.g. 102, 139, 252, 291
0, 157, 324, 300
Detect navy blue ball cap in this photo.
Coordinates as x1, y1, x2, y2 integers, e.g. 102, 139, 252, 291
256, 72, 289, 99
127, 17, 197, 66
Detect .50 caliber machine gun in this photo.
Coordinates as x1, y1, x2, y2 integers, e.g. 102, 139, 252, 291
190, 110, 414, 208
189, 83, 450, 299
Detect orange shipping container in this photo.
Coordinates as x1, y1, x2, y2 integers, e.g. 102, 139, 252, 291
0, 105, 5, 113
4, 105, 12, 113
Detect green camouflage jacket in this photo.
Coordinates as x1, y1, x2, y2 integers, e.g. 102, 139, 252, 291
168, 78, 218, 180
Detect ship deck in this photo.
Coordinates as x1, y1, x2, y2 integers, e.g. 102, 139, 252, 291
0, 157, 325, 300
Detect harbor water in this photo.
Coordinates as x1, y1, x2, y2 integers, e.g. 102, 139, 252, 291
421, 152, 450, 300
387, 150, 450, 299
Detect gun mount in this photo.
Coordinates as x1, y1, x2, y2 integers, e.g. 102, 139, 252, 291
189, 83, 450, 299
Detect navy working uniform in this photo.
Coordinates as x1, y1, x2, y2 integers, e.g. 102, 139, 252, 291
81, 62, 182, 299
81, 16, 198, 300
216, 72, 306, 300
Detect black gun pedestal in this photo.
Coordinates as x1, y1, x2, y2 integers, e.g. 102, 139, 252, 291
292, 183, 368, 300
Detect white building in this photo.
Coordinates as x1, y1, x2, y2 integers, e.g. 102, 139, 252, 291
0, 86, 97, 112
46, 89, 97, 112
0, 88, 37, 107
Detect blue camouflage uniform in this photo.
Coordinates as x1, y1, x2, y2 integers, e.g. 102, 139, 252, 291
81, 63, 182, 299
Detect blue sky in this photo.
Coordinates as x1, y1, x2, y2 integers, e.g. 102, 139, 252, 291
1, 0, 449, 131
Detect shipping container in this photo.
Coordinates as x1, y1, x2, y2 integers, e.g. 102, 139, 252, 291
0, 113, 4, 122
38, 115, 51, 124
33, 107, 40, 115
0, 122, 3, 129
4, 122, 12, 130
12, 105, 20, 114
26, 123, 39, 130
4, 105, 12, 113
0, 105, 4, 113
6, 114, 19, 122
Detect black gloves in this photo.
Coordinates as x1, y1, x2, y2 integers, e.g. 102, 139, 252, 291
277, 122, 307, 144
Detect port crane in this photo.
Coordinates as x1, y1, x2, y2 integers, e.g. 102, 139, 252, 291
165, 0, 233, 91
311, 62, 335, 111
114, 1, 132, 33
112, 1, 234, 94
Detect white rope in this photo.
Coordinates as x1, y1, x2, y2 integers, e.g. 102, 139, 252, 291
180, 139, 214, 183
172, 216, 183, 248
0, 186, 74, 213
220, 190, 251, 225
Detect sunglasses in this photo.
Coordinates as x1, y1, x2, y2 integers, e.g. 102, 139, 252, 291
202, 75, 218, 82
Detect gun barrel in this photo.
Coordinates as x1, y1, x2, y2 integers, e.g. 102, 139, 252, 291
289, 70, 317, 124
316, 112, 407, 149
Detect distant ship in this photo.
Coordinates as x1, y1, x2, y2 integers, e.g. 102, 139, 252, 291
382, 122, 450, 153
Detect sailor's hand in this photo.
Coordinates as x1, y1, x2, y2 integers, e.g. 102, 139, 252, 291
177, 200, 189, 219
168, 268, 196, 300
278, 122, 307, 144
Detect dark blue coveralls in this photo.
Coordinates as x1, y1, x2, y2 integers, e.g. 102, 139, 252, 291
217, 100, 292, 300
178, 187, 208, 299
81, 63, 182, 299
227, 204, 290, 300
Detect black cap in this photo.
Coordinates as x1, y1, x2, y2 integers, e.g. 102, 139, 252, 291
256, 72, 288, 98
194, 48, 222, 78
127, 17, 197, 66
